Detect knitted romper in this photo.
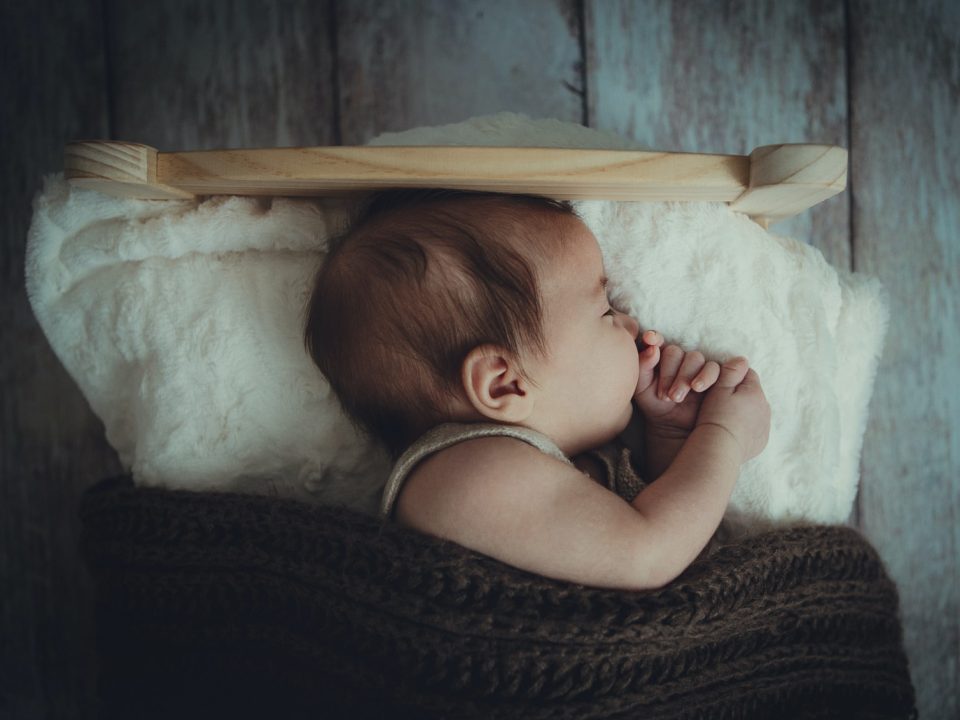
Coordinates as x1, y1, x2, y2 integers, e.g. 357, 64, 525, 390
379, 422, 647, 519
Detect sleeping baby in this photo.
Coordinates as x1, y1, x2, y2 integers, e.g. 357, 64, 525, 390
304, 189, 770, 590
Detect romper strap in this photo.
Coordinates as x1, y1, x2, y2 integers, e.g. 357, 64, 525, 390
379, 423, 570, 519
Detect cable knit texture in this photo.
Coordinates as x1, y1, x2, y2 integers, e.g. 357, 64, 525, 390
81, 477, 916, 719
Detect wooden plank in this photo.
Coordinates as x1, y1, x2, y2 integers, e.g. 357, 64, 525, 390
335, 0, 583, 144
850, 0, 960, 715
584, 0, 850, 266
62, 141, 847, 225
63, 142, 750, 199
105, 0, 338, 150
0, 1, 115, 717
0, 2, 341, 717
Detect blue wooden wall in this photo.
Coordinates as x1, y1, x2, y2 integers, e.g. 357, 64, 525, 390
3, 1, 957, 716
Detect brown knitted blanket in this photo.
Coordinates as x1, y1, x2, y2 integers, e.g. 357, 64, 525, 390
80, 476, 916, 719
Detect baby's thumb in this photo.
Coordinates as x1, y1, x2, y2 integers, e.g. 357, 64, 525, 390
715, 357, 750, 389
735, 368, 763, 393
634, 344, 660, 395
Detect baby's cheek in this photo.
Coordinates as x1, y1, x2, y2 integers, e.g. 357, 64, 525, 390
626, 347, 641, 391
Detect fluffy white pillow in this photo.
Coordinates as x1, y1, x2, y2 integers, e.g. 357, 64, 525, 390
25, 112, 887, 529
26, 180, 388, 511
576, 199, 887, 527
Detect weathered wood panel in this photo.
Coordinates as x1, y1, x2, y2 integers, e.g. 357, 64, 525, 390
1, 2, 114, 718
8, 1, 958, 717
105, 0, 338, 151
850, 0, 960, 715
584, 0, 850, 268
335, 0, 584, 144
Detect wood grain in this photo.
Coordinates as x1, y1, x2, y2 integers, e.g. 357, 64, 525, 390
584, 0, 850, 266
850, 0, 960, 715
1, 1, 116, 717
62, 141, 847, 226
105, 0, 338, 150
3, 2, 341, 717
335, 0, 584, 144
6, 1, 958, 716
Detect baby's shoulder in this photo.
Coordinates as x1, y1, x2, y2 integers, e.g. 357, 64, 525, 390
394, 434, 570, 535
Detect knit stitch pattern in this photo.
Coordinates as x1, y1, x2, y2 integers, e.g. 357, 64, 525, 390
80, 476, 916, 719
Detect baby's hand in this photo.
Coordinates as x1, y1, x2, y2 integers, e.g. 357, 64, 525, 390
696, 358, 771, 462
634, 330, 722, 434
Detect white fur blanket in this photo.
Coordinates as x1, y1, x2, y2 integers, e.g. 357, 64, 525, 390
25, 112, 888, 531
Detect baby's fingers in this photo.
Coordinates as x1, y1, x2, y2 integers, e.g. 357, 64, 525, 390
657, 345, 684, 400
634, 329, 664, 396
640, 329, 664, 348
667, 351, 714, 402
685, 360, 720, 395
635, 343, 661, 395
715, 357, 750, 389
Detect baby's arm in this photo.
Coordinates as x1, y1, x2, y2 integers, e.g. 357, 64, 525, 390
629, 358, 769, 578
398, 358, 769, 590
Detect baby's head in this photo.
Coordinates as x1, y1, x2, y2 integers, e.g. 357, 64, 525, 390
304, 189, 640, 459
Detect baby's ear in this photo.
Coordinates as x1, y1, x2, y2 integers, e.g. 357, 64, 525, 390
461, 345, 535, 423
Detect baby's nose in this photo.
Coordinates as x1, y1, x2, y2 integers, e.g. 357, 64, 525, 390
617, 312, 640, 339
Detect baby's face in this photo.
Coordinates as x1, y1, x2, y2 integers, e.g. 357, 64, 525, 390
523, 215, 640, 456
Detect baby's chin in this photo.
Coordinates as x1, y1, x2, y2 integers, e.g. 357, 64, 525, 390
615, 400, 635, 433
586, 403, 635, 449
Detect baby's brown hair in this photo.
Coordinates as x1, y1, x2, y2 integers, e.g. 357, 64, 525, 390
303, 189, 579, 459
